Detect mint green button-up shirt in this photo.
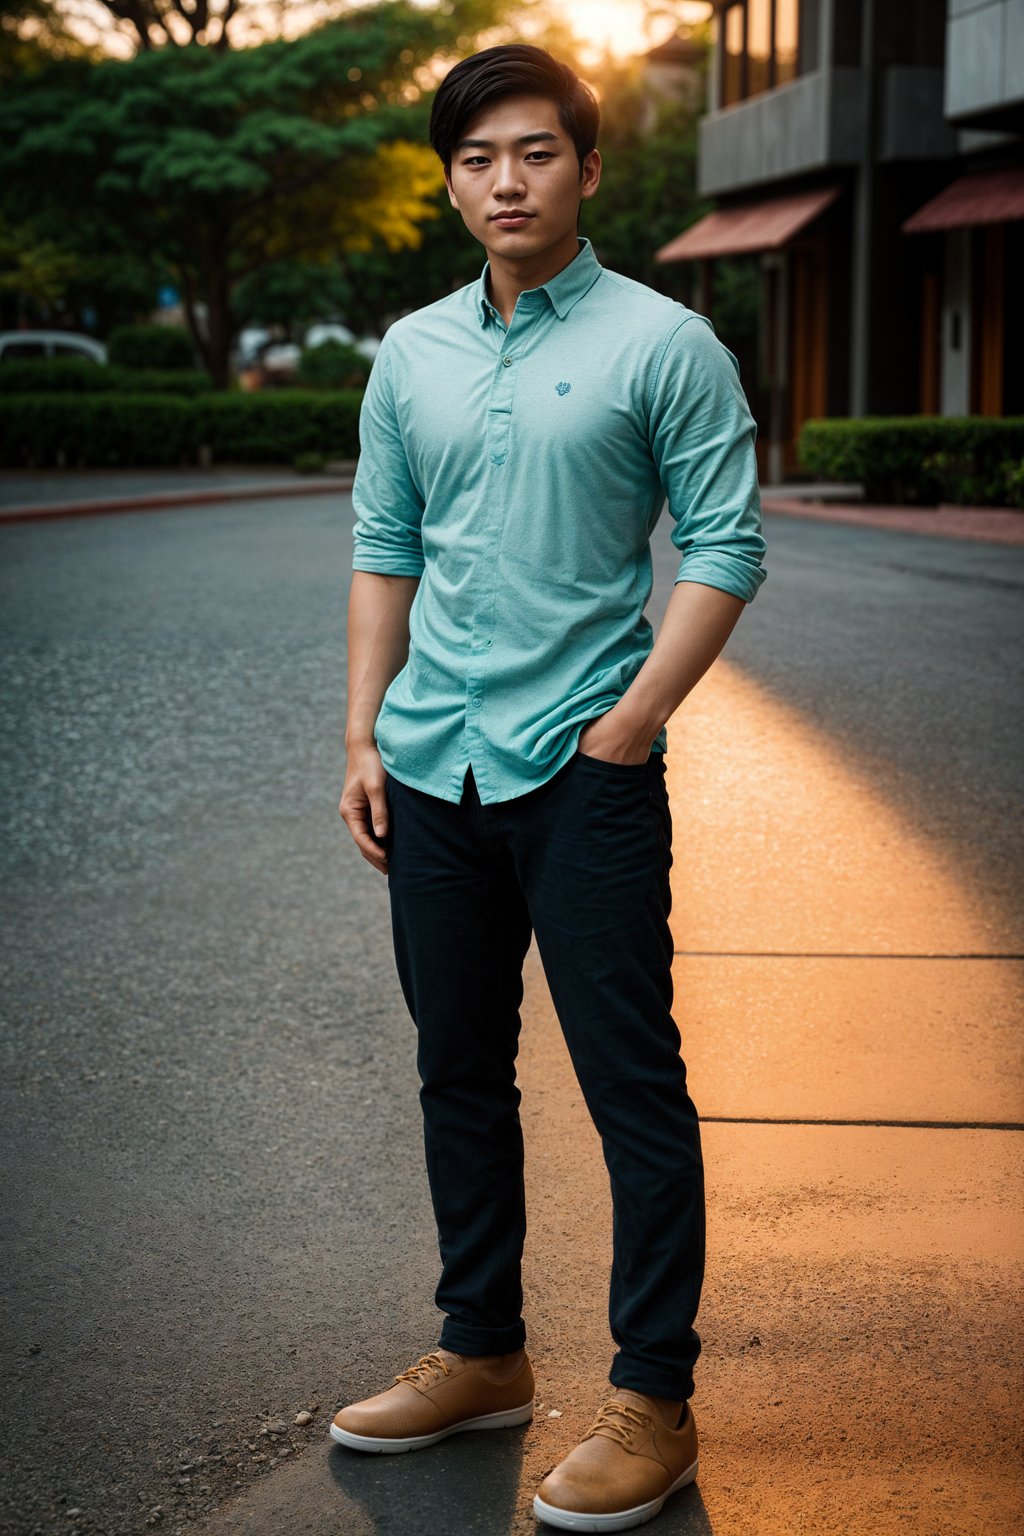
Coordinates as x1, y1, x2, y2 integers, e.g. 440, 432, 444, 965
351, 235, 767, 805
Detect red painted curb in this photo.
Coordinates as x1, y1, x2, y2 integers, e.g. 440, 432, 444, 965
762, 497, 1024, 546
0, 475, 355, 525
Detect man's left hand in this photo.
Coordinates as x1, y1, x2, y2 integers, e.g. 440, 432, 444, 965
576, 707, 654, 766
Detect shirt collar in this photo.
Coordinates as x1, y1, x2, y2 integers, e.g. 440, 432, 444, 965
476, 235, 602, 327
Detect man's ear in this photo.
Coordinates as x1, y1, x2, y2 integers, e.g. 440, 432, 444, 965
444, 168, 459, 211
580, 148, 602, 202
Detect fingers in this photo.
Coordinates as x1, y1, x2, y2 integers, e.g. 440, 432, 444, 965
339, 780, 389, 876
367, 784, 388, 844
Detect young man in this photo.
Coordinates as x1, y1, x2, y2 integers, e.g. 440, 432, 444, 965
333, 42, 767, 1533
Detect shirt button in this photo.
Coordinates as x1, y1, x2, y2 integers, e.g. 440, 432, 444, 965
502, 356, 513, 366
484, 638, 492, 647
472, 697, 482, 707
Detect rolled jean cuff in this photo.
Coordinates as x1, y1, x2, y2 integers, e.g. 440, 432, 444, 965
439, 1318, 527, 1356
609, 1357, 695, 1402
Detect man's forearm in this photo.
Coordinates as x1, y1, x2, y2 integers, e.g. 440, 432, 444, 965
611, 578, 746, 745
346, 570, 420, 750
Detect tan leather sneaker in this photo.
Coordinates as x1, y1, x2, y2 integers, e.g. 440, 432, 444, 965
330, 1347, 535, 1454
533, 1389, 699, 1531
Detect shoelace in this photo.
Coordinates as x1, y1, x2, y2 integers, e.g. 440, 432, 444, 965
393, 1351, 453, 1388
584, 1398, 654, 1448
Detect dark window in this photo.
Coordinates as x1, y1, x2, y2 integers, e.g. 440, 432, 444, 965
2, 341, 47, 359
775, 0, 799, 84
718, 0, 803, 106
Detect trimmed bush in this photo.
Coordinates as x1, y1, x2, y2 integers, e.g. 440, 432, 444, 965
0, 358, 212, 395
0, 389, 363, 467
0, 394, 198, 467
798, 416, 1024, 507
107, 324, 198, 371
197, 390, 362, 464
297, 340, 373, 390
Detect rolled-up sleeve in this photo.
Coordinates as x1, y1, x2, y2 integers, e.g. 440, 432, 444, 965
647, 314, 767, 603
351, 336, 426, 577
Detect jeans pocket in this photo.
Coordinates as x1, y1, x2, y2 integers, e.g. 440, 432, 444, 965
574, 748, 652, 774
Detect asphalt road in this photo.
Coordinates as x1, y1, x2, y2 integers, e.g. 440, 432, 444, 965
1, 493, 1021, 1536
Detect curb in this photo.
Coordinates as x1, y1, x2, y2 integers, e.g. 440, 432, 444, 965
762, 496, 1024, 546
0, 474, 355, 525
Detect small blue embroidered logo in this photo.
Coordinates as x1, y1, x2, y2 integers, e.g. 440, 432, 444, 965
556, 381, 571, 396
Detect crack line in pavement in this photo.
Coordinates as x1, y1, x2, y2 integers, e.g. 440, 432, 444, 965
675, 950, 1024, 959
698, 1116, 1024, 1130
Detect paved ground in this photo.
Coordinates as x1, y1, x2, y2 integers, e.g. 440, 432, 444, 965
2, 465, 1021, 545
1, 490, 1021, 1535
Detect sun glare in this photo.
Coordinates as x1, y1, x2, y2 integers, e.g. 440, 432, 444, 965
559, 0, 710, 64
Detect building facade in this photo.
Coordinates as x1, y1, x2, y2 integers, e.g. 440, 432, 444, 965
655, 0, 1024, 483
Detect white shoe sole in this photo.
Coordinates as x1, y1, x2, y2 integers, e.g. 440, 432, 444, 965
329, 1399, 534, 1454
533, 1456, 699, 1532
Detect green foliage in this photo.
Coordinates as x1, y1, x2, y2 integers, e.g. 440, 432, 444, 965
107, 323, 197, 370
0, 357, 211, 393
0, 388, 363, 466
1003, 459, 1024, 509
296, 339, 372, 389
0, 0, 101, 88
581, 43, 710, 298
0, 393, 197, 467
798, 417, 1024, 507
0, 213, 81, 307
709, 258, 760, 358
293, 450, 329, 473
0, 0, 518, 381
197, 390, 362, 462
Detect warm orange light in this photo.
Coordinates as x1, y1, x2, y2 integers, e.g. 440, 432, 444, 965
557, 0, 711, 63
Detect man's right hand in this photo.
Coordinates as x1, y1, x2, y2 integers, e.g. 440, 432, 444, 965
339, 742, 390, 876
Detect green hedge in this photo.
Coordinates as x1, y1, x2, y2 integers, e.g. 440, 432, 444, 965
0, 389, 364, 467
297, 339, 373, 390
798, 416, 1024, 507
107, 323, 197, 371
0, 358, 212, 395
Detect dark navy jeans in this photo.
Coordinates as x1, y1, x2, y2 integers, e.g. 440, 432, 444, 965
382, 747, 706, 1403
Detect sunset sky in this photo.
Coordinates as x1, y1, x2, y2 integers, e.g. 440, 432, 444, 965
59, 0, 713, 67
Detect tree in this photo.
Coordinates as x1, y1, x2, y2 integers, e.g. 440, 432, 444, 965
582, 36, 711, 300
0, 0, 102, 86
0, 0, 521, 383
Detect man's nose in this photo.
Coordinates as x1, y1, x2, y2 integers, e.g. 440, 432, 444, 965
493, 160, 526, 194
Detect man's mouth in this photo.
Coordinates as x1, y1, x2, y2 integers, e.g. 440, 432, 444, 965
491, 213, 534, 228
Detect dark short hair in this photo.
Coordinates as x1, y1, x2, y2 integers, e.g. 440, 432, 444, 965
429, 43, 600, 177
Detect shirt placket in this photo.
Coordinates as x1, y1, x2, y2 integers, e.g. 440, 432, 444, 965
462, 296, 542, 794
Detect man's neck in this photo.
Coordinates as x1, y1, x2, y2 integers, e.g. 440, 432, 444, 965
485, 230, 582, 327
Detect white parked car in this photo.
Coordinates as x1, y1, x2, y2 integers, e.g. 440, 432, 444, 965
259, 342, 303, 375
304, 322, 355, 349
0, 330, 107, 364
303, 324, 380, 362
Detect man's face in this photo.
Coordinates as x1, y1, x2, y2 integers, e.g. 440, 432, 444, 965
444, 92, 600, 261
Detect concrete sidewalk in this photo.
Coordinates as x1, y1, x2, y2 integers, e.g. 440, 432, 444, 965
192, 660, 1023, 1536
0, 464, 356, 521
763, 493, 1024, 546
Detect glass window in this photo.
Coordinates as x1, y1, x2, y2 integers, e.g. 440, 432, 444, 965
2, 341, 47, 359
723, 2, 745, 107
775, 0, 799, 85
719, 0, 802, 106
747, 0, 772, 97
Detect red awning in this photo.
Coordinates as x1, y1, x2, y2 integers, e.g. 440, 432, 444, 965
902, 165, 1024, 234
655, 185, 842, 262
